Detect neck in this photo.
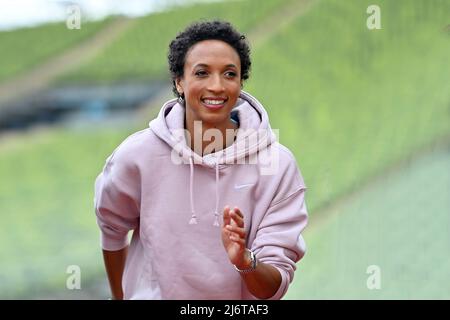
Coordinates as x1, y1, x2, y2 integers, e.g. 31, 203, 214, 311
185, 114, 238, 156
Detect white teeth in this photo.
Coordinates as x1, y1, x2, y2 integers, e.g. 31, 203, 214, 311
203, 99, 225, 105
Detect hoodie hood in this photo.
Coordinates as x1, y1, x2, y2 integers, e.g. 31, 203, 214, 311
149, 90, 277, 167
149, 90, 277, 226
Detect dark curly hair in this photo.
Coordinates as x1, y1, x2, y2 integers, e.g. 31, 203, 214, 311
168, 20, 251, 98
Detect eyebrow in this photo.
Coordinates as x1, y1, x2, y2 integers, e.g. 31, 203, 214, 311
193, 63, 237, 69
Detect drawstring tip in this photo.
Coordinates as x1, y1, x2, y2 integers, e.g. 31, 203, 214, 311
189, 215, 198, 225
213, 214, 220, 227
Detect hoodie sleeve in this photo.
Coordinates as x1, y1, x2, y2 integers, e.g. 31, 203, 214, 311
250, 155, 308, 300
94, 149, 141, 251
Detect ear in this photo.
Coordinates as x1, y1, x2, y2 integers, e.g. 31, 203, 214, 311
175, 77, 184, 96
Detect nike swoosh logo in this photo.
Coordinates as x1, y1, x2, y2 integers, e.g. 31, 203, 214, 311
234, 183, 255, 190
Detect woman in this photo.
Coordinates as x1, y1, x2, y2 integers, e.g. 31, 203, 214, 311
95, 20, 308, 300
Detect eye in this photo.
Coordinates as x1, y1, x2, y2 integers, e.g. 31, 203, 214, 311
225, 71, 237, 77
195, 70, 207, 77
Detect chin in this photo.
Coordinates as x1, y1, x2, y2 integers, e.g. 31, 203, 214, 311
201, 115, 228, 125
200, 113, 228, 126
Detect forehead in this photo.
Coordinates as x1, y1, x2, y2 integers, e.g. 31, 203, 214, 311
184, 40, 241, 68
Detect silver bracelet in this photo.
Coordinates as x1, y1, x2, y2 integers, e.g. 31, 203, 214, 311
234, 250, 258, 273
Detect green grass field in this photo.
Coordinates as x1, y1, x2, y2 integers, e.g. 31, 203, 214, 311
57, 0, 294, 84
285, 146, 450, 299
0, 19, 109, 83
0, 126, 136, 298
0, 0, 449, 298
245, 0, 450, 213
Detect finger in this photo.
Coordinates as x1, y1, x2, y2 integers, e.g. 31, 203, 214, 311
229, 209, 237, 227
229, 233, 246, 246
223, 205, 231, 226
227, 228, 246, 243
227, 228, 242, 239
233, 207, 244, 218
225, 225, 246, 238
231, 210, 244, 228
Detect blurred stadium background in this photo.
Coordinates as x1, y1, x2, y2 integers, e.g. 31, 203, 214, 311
0, 0, 448, 299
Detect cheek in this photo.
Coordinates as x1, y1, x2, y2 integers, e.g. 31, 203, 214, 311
185, 84, 202, 99
229, 83, 241, 98
230, 80, 241, 91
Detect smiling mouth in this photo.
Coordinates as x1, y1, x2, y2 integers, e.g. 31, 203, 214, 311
201, 98, 228, 109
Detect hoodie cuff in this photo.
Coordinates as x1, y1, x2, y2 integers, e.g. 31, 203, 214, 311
100, 232, 129, 251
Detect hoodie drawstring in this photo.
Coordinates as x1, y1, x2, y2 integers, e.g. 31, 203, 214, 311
188, 157, 198, 225
188, 156, 221, 227
213, 161, 220, 227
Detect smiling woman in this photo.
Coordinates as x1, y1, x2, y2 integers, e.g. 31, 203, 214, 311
176, 39, 241, 153
94, 20, 309, 300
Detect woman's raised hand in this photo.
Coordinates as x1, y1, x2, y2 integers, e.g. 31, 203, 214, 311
221, 205, 251, 269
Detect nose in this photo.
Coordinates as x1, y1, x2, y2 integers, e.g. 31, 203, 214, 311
206, 74, 225, 93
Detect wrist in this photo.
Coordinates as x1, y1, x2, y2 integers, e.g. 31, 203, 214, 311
234, 249, 252, 269
234, 249, 257, 273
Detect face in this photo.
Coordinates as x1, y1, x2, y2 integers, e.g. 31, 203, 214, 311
176, 39, 242, 127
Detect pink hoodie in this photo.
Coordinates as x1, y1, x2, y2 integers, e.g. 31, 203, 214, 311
94, 91, 308, 300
